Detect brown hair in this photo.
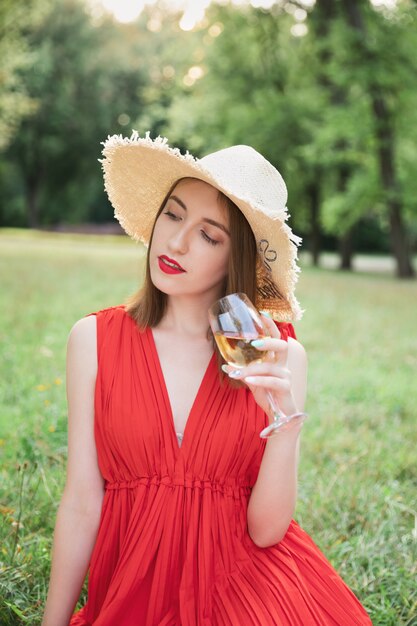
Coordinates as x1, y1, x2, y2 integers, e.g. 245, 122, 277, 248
124, 177, 258, 380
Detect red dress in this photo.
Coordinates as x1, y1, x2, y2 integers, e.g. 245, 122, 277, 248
70, 305, 372, 626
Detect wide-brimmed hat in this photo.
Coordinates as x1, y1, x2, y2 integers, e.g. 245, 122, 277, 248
100, 131, 303, 321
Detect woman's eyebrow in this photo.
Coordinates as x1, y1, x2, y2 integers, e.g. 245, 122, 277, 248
202, 217, 230, 236
169, 195, 230, 236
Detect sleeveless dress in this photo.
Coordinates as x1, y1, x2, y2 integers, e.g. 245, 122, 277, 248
70, 305, 372, 626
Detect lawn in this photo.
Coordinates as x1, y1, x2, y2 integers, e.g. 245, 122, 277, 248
0, 229, 416, 625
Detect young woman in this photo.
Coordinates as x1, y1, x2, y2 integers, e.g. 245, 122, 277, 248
42, 133, 372, 625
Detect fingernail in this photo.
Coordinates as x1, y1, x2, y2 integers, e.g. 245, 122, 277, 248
221, 364, 229, 373
228, 369, 242, 378
260, 310, 272, 318
251, 339, 265, 348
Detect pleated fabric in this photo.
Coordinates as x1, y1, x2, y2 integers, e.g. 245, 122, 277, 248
70, 305, 372, 626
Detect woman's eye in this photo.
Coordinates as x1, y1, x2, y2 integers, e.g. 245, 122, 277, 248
163, 210, 180, 221
201, 230, 219, 246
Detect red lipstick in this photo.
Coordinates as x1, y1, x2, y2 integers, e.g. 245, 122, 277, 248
158, 255, 186, 275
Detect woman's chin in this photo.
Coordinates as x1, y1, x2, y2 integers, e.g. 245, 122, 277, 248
149, 265, 226, 301
150, 272, 183, 296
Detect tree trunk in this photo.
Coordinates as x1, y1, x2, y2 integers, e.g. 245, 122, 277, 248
311, 2, 356, 271
26, 179, 40, 228
307, 181, 321, 267
372, 102, 413, 277
339, 228, 354, 270
337, 164, 354, 271
343, 0, 415, 278
370, 91, 415, 277
388, 198, 414, 277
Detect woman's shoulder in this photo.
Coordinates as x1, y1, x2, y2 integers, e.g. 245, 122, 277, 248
83, 303, 127, 321
68, 304, 127, 344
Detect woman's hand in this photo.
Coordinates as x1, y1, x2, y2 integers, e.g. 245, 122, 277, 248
222, 314, 298, 420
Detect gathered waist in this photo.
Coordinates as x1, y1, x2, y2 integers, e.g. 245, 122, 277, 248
105, 475, 252, 496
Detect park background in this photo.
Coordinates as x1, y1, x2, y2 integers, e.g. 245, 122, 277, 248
0, 0, 416, 624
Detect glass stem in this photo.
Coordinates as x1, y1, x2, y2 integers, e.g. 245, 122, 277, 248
266, 391, 285, 425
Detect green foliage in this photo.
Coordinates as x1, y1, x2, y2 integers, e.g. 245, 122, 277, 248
1, 0, 417, 263
1, 0, 149, 227
0, 0, 48, 151
163, 1, 417, 260
0, 230, 416, 624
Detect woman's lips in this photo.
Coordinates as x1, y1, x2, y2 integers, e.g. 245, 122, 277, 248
158, 255, 186, 275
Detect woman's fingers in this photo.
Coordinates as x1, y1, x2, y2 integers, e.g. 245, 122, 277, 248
221, 314, 288, 377
250, 336, 285, 352
243, 375, 291, 393
222, 362, 291, 381
260, 312, 280, 338
252, 335, 288, 366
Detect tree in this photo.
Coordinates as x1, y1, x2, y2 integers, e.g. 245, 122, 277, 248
0, 0, 49, 152
307, 0, 416, 276
1, 0, 148, 227
161, 0, 417, 274
163, 3, 319, 247
341, 0, 415, 277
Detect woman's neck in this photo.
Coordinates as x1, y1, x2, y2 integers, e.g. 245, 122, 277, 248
157, 293, 217, 338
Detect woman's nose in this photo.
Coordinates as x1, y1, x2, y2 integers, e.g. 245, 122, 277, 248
168, 227, 189, 254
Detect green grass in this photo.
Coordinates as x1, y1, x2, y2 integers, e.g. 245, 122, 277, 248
1, 229, 416, 625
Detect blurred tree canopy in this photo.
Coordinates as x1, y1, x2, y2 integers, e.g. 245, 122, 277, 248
0, 0, 416, 276
0, 0, 47, 151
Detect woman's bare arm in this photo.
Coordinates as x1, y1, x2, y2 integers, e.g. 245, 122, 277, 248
239, 333, 308, 548
42, 315, 104, 626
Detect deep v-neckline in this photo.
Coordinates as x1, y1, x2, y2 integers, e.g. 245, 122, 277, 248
147, 327, 216, 452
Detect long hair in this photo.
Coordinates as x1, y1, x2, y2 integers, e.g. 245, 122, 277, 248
124, 177, 258, 378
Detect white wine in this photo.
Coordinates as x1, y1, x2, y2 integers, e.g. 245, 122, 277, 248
209, 293, 305, 438
214, 333, 268, 368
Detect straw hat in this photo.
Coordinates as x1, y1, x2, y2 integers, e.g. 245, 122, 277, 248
100, 131, 303, 322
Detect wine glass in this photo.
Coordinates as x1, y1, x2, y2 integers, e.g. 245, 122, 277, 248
208, 293, 304, 437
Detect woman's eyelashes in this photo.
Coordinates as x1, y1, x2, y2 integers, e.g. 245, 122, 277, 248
163, 210, 220, 246
164, 210, 180, 221
201, 230, 219, 246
